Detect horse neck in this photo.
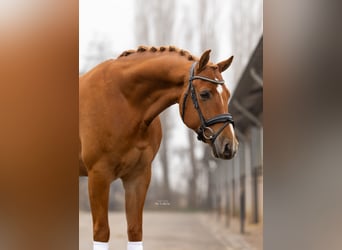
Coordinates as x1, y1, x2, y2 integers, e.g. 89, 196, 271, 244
120, 56, 192, 126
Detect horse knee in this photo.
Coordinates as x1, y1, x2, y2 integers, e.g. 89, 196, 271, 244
93, 223, 110, 242
127, 225, 142, 241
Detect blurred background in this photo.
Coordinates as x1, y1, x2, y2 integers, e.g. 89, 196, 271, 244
2, 1, 341, 250
79, 0, 263, 249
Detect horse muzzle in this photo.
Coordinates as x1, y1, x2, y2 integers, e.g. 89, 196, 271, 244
212, 136, 238, 160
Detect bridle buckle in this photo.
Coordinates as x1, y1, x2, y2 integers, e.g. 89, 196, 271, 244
202, 127, 215, 140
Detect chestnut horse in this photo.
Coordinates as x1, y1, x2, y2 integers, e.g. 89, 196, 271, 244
79, 46, 238, 250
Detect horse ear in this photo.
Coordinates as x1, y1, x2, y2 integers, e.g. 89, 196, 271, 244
198, 49, 211, 72
217, 56, 234, 73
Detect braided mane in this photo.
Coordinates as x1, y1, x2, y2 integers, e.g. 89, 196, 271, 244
118, 45, 196, 61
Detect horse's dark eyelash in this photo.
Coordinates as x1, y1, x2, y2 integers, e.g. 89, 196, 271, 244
200, 91, 211, 99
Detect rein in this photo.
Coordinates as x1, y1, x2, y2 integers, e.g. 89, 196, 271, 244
181, 62, 235, 143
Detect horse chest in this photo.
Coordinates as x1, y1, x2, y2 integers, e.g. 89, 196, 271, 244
114, 146, 151, 177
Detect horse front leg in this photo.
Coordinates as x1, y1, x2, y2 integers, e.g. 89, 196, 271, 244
88, 164, 112, 250
122, 168, 151, 250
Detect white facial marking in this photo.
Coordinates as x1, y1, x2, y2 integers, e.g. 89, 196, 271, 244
217, 84, 223, 94
217, 84, 224, 106
228, 123, 238, 153
228, 123, 235, 139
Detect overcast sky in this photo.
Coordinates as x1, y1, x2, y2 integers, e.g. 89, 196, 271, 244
79, 0, 135, 69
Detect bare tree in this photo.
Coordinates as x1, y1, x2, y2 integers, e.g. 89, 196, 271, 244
150, 0, 175, 45
202, 146, 215, 209
198, 0, 219, 59
184, 0, 221, 209
134, 0, 176, 201
187, 132, 198, 208
153, 0, 175, 201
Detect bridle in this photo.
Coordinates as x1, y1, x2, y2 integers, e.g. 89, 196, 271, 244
181, 62, 235, 143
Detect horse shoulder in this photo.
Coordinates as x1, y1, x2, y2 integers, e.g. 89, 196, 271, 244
136, 116, 162, 153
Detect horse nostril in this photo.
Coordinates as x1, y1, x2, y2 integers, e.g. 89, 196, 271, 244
225, 143, 231, 152
224, 143, 232, 157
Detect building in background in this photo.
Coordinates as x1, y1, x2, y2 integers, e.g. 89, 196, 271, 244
206, 37, 262, 235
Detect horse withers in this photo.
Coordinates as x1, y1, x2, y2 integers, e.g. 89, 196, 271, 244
79, 46, 238, 250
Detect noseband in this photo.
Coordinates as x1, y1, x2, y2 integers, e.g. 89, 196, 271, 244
181, 62, 235, 143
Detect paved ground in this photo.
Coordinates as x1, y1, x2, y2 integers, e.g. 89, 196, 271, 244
79, 211, 262, 250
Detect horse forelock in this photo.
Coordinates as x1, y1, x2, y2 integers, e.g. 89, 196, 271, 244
118, 46, 197, 61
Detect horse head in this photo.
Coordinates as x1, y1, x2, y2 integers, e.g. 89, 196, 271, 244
179, 50, 238, 160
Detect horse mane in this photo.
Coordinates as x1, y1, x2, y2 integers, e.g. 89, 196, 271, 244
118, 45, 196, 61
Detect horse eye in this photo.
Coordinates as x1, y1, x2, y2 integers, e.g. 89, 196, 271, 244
199, 91, 211, 100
